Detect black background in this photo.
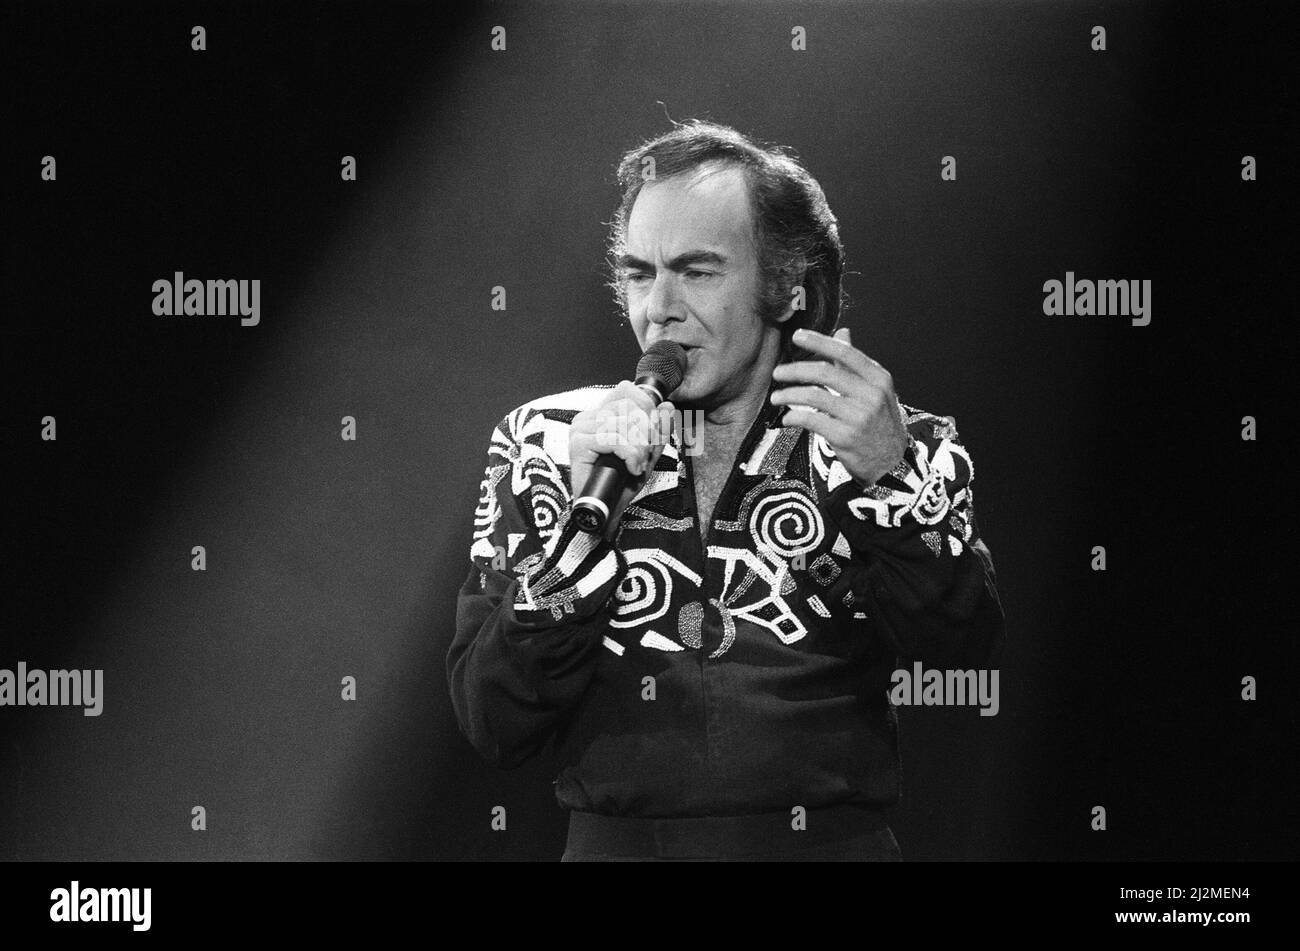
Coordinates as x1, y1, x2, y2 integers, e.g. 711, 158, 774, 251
2, 0, 1296, 861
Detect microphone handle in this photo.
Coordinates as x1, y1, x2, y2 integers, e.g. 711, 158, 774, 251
571, 377, 671, 534
572, 453, 628, 534
634, 379, 666, 403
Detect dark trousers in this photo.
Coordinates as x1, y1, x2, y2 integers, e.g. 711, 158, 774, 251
561, 803, 902, 862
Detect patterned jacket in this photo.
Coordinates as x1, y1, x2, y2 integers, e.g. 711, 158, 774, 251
448, 385, 1005, 818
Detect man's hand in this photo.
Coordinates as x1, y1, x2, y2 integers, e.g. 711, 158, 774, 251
569, 381, 676, 532
770, 326, 908, 487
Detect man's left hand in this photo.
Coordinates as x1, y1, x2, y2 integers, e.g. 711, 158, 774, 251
771, 326, 909, 487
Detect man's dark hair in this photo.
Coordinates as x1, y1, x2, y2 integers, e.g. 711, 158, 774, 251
607, 119, 845, 363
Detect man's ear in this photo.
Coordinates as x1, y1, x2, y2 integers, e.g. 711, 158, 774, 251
773, 265, 808, 324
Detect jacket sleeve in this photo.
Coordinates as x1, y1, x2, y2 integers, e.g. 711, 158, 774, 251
446, 412, 626, 768
824, 410, 1005, 669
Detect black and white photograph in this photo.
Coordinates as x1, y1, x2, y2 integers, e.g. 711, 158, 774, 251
2, 0, 1295, 935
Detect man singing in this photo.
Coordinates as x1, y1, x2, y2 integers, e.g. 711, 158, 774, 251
447, 120, 1005, 861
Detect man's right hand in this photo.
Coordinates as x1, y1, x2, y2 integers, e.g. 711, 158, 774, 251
569, 381, 676, 532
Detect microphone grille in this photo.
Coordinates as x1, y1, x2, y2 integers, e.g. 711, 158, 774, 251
636, 341, 687, 395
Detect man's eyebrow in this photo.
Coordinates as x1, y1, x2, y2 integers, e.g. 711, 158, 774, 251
617, 250, 729, 272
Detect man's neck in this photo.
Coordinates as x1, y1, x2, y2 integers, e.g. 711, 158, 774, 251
699, 387, 766, 449
686, 370, 777, 466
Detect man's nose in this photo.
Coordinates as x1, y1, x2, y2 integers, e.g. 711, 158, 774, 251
644, 273, 685, 325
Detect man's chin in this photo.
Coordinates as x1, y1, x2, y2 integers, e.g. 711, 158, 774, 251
668, 376, 705, 406
668, 351, 708, 403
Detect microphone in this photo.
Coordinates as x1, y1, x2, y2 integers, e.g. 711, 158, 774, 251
572, 341, 687, 535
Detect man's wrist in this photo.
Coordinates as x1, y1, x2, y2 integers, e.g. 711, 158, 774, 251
512, 511, 624, 625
